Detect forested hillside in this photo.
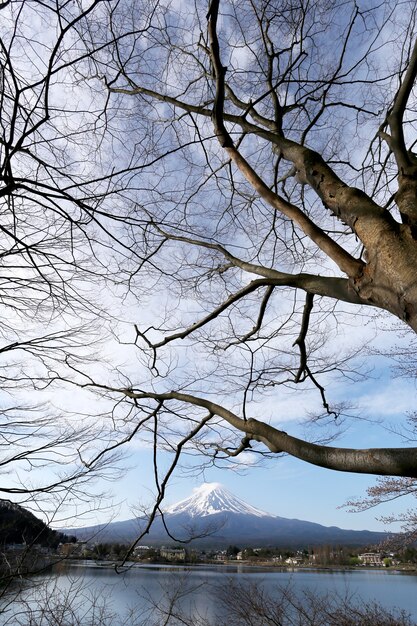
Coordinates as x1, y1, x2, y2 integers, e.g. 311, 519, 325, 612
0, 501, 74, 548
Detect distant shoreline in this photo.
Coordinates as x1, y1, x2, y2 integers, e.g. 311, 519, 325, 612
61, 558, 417, 574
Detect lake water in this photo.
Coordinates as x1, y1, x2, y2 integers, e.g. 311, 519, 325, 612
1, 562, 417, 624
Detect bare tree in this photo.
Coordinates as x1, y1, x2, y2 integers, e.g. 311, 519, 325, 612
4, 0, 417, 546
73, 0, 417, 488
0, 0, 150, 512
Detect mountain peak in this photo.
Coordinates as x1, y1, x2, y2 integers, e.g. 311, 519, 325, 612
165, 483, 271, 518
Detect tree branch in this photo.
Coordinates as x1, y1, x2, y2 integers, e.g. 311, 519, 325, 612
387, 37, 417, 171
110, 35, 395, 266
149, 222, 371, 305
383, 37, 417, 226
207, 0, 364, 279
111, 389, 417, 478
138, 273, 373, 355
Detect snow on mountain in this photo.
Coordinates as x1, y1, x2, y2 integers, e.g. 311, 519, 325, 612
164, 482, 271, 518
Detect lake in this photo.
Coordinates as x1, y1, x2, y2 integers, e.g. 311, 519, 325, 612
1, 562, 417, 624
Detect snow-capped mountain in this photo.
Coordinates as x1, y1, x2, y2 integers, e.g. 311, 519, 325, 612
69, 483, 390, 548
165, 483, 270, 518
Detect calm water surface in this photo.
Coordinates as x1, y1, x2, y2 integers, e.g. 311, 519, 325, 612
2, 562, 417, 624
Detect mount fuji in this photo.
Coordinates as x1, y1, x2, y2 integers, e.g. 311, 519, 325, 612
69, 483, 389, 548
165, 482, 270, 518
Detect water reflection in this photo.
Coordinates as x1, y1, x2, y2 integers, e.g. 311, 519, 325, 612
1, 562, 416, 625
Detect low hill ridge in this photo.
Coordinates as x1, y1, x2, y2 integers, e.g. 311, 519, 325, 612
0, 500, 72, 548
